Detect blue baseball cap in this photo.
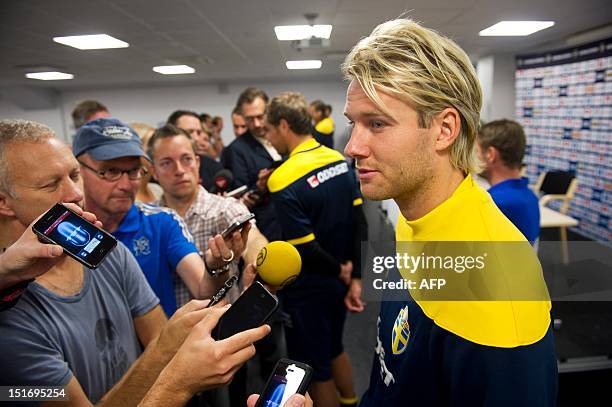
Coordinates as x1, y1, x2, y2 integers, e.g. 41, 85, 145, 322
72, 118, 149, 161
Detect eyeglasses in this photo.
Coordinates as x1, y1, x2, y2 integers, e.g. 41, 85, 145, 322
78, 161, 144, 182
244, 113, 266, 124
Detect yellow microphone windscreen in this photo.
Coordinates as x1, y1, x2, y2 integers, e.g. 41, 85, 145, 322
256, 241, 302, 287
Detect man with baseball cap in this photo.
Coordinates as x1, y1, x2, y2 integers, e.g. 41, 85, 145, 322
74, 118, 248, 316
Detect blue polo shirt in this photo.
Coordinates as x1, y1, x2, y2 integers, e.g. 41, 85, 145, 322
488, 177, 540, 243
113, 203, 199, 316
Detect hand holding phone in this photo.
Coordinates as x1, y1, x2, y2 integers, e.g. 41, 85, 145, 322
254, 359, 313, 407
212, 281, 278, 340
32, 203, 117, 269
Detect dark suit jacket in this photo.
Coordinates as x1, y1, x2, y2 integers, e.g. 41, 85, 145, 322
199, 154, 225, 192
221, 132, 282, 241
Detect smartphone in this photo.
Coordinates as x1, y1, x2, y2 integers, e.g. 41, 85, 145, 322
32, 203, 117, 269
212, 281, 278, 340
226, 185, 248, 198
255, 359, 313, 407
221, 213, 255, 239
206, 275, 239, 308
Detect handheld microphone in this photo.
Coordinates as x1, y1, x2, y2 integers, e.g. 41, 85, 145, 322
213, 169, 234, 193
256, 241, 302, 287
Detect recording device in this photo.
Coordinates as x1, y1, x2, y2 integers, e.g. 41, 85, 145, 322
32, 203, 117, 269
207, 275, 238, 308
221, 213, 255, 239
255, 358, 313, 407
269, 160, 283, 170
213, 169, 234, 194
226, 185, 248, 198
212, 281, 278, 340
256, 241, 302, 287
244, 161, 283, 203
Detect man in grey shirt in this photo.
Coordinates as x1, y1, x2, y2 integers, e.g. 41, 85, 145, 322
0, 241, 158, 403
0, 120, 271, 405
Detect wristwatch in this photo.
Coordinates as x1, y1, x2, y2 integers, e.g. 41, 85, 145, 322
204, 259, 231, 276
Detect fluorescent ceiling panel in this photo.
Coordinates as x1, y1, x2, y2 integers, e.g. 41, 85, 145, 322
53, 34, 129, 50
25, 71, 74, 80
152, 65, 195, 75
479, 21, 555, 36
275, 25, 333, 40
286, 60, 322, 70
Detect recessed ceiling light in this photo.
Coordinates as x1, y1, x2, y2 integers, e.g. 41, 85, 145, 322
152, 65, 195, 75
479, 21, 555, 36
25, 72, 74, 81
275, 25, 332, 40
53, 34, 129, 50
286, 60, 322, 70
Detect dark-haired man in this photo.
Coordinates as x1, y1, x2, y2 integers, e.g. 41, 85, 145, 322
222, 87, 282, 241
477, 119, 540, 243
167, 110, 225, 192
264, 91, 365, 407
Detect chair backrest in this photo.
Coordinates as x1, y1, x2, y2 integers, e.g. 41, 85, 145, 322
538, 171, 575, 195
534, 170, 578, 214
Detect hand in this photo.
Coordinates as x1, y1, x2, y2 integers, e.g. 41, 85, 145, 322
240, 192, 258, 209
205, 223, 251, 270
256, 168, 273, 192
154, 299, 211, 357
0, 203, 102, 290
339, 261, 353, 285
161, 305, 271, 396
241, 263, 257, 291
246, 392, 313, 407
344, 279, 365, 313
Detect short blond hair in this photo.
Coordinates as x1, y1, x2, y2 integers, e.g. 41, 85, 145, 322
342, 19, 482, 173
0, 119, 54, 197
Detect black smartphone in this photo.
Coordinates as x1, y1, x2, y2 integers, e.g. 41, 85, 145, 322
255, 358, 313, 407
206, 275, 239, 308
221, 213, 255, 239
32, 203, 117, 269
212, 281, 278, 340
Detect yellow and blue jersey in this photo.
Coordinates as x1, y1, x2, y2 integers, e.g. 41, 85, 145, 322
313, 117, 335, 149
360, 174, 557, 406
268, 138, 362, 283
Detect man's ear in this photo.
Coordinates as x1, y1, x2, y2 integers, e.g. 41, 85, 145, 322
485, 146, 499, 164
433, 108, 461, 152
279, 118, 290, 133
0, 191, 16, 217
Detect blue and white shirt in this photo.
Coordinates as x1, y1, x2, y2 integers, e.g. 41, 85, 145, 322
113, 203, 199, 316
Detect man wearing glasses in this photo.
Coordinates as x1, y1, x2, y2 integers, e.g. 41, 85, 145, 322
74, 118, 247, 316
222, 87, 283, 241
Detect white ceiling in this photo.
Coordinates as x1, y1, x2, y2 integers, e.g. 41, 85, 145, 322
1, 0, 611, 90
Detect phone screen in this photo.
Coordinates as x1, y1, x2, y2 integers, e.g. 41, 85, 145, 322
33, 204, 117, 268
213, 282, 278, 340
257, 359, 312, 407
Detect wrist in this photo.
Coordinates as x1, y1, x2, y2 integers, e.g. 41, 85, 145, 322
144, 365, 193, 407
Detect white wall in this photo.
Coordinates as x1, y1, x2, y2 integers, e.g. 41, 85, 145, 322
0, 96, 66, 139
477, 53, 516, 122
0, 79, 351, 145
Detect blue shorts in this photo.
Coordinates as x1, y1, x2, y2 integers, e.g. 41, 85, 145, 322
281, 277, 347, 382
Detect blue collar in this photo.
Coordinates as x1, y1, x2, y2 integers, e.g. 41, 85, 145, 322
115, 204, 141, 233
488, 177, 529, 192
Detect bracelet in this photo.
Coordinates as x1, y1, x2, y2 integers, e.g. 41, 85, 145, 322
0, 279, 33, 311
